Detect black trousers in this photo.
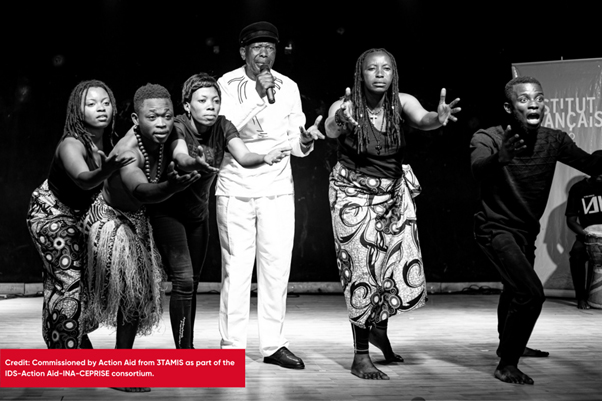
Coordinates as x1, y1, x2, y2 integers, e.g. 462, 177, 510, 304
150, 213, 210, 349
569, 237, 590, 300
476, 231, 546, 367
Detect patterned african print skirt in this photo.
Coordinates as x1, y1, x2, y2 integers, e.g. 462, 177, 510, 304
329, 162, 427, 329
84, 194, 164, 335
26, 180, 98, 348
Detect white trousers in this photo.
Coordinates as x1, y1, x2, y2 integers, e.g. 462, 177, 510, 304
216, 194, 294, 356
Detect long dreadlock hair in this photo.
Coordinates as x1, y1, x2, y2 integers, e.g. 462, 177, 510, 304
62, 79, 118, 154
350, 48, 403, 154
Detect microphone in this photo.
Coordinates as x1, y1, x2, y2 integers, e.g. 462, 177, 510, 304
260, 65, 275, 104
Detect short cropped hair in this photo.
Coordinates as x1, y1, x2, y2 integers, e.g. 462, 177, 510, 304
181, 73, 221, 104
504, 76, 543, 103
133, 83, 171, 113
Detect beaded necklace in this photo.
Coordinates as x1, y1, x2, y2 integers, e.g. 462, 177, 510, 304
134, 128, 164, 183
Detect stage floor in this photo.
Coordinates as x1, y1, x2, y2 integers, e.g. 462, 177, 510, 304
1, 293, 601, 401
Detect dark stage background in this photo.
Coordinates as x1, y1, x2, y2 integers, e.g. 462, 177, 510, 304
1, 1, 598, 284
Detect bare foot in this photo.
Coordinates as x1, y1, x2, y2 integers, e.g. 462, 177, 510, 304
494, 365, 534, 385
496, 347, 549, 358
111, 387, 151, 392
369, 328, 404, 363
578, 299, 591, 309
351, 354, 390, 380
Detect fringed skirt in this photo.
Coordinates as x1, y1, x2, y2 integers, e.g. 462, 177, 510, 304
26, 180, 97, 348
329, 162, 427, 329
84, 193, 164, 335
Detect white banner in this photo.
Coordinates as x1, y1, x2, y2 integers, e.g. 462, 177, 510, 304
513, 59, 602, 291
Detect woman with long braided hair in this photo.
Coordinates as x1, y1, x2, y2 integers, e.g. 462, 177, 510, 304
324, 48, 461, 380
26, 80, 134, 349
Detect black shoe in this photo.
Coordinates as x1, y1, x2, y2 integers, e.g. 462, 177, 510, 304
263, 347, 305, 370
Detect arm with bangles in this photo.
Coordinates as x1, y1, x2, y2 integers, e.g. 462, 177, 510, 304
325, 101, 358, 139
325, 87, 461, 138
325, 87, 358, 139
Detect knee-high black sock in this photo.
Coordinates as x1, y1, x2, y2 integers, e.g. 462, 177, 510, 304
369, 318, 405, 362
351, 323, 370, 355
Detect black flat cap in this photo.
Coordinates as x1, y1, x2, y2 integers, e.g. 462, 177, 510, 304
239, 21, 279, 46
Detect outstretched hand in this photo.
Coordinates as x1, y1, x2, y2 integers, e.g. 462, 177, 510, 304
499, 125, 526, 164
300, 115, 325, 145
100, 151, 136, 174
437, 88, 461, 126
264, 148, 291, 165
192, 146, 219, 174
339, 87, 359, 127
165, 161, 201, 193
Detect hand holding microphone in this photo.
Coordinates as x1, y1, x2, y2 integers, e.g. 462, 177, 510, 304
259, 65, 276, 104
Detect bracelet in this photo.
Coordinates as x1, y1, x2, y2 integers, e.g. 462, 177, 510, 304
334, 109, 346, 128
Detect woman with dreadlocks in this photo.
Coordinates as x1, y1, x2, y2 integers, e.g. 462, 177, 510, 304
26, 80, 134, 349
324, 48, 461, 380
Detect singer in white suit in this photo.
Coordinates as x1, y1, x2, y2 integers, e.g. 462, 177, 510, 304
216, 21, 324, 370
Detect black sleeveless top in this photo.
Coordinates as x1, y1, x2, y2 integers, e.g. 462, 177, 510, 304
338, 124, 406, 178
48, 135, 100, 212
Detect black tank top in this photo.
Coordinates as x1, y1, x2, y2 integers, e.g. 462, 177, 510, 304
338, 125, 406, 178
47, 135, 100, 211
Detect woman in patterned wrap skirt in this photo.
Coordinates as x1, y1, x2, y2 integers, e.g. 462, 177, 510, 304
26, 80, 134, 349
324, 48, 461, 380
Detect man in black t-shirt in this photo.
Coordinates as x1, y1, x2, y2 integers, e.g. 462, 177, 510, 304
470, 76, 602, 385
565, 157, 602, 309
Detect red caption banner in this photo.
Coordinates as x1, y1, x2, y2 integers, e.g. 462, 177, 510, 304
0, 349, 245, 388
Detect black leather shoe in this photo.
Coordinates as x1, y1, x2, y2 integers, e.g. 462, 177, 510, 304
263, 347, 305, 370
